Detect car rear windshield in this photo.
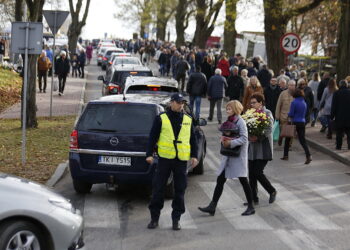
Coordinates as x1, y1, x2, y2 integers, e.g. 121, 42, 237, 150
126, 85, 178, 94
78, 103, 157, 133
113, 57, 140, 65
106, 50, 123, 56
112, 71, 153, 86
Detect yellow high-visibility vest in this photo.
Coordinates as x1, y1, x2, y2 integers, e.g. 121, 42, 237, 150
158, 113, 192, 161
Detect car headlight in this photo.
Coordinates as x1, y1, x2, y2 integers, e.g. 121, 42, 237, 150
49, 198, 76, 213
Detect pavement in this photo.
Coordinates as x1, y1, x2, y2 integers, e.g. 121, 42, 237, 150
1, 60, 350, 188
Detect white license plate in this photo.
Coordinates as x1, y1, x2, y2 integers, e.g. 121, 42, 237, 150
98, 156, 131, 166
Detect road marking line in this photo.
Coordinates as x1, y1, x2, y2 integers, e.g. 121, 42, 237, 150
159, 200, 197, 229
274, 184, 340, 230
83, 188, 120, 229
274, 229, 328, 250
199, 181, 273, 230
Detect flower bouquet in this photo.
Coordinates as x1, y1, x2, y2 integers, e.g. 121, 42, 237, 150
241, 108, 271, 142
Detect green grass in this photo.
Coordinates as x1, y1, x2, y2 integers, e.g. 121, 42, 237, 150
0, 116, 76, 184
0, 68, 22, 113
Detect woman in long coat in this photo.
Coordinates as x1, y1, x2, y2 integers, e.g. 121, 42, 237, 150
198, 100, 255, 216
242, 76, 264, 111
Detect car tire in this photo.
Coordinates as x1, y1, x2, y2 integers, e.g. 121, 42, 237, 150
73, 180, 92, 194
0, 220, 51, 250
97, 62, 101, 66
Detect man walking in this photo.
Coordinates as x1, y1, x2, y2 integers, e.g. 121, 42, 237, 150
207, 68, 227, 124
55, 51, 70, 96
146, 93, 198, 231
186, 65, 207, 119
226, 66, 244, 101
264, 78, 282, 118
37, 51, 51, 93
175, 56, 190, 91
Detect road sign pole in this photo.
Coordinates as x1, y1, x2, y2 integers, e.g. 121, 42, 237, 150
50, 11, 57, 118
22, 22, 30, 167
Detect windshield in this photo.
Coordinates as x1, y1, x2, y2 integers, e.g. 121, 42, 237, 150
78, 103, 157, 133
126, 85, 178, 95
111, 71, 153, 86
113, 57, 141, 65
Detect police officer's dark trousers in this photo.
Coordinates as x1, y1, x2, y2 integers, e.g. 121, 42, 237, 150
149, 158, 187, 222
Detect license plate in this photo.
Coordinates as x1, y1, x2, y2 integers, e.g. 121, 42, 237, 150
98, 156, 131, 166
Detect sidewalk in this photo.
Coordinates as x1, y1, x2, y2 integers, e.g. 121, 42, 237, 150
305, 123, 350, 166
0, 75, 86, 119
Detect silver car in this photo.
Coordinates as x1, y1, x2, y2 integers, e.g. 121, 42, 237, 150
0, 173, 85, 250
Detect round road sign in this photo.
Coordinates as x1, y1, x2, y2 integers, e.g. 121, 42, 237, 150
280, 33, 301, 55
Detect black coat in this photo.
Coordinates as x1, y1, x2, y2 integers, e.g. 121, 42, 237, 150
331, 86, 350, 128
201, 61, 213, 81
317, 77, 330, 101
226, 74, 244, 100
257, 69, 272, 88
186, 72, 207, 97
264, 85, 282, 117
175, 59, 190, 76
303, 86, 314, 123
55, 57, 70, 76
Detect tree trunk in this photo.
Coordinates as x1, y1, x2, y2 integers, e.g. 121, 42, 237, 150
175, 0, 187, 47
68, 24, 80, 55
156, 1, 166, 40
263, 0, 287, 74
336, 0, 350, 81
15, 0, 23, 21
140, 22, 146, 39
223, 0, 238, 56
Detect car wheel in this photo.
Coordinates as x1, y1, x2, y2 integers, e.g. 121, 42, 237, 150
73, 180, 92, 194
0, 220, 51, 250
97, 62, 101, 66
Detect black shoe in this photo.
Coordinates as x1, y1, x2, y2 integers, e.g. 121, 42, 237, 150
320, 126, 327, 133
305, 155, 312, 164
43, 90, 46, 93
207, 117, 213, 122
39, 89, 42, 93
241, 206, 255, 216
147, 220, 159, 229
269, 191, 277, 204
280, 156, 288, 161
198, 201, 217, 216
311, 121, 316, 127
218, 120, 222, 124
172, 221, 181, 231
336, 147, 341, 150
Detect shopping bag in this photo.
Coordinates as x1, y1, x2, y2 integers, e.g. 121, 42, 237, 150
53, 80, 58, 92
273, 120, 280, 141
280, 123, 296, 138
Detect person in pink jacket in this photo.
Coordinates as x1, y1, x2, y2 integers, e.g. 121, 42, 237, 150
86, 43, 93, 65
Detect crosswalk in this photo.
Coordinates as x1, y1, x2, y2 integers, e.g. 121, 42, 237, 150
81, 146, 350, 249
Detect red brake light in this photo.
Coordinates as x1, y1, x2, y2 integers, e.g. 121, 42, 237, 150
103, 57, 107, 61
150, 87, 159, 91
70, 130, 79, 149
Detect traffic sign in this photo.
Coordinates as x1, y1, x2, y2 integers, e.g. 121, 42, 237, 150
10, 22, 43, 54
43, 10, 69, 35
280, 33, 301, 55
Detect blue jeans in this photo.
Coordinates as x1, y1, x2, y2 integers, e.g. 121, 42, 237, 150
189, 96, 202, 119
159, 64, 166, 76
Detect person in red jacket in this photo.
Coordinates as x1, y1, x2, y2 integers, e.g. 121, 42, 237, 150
217, 54, 230, 78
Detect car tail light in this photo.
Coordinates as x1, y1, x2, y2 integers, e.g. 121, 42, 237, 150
109, 61, 112, 65
70, 130, 79, 149
108, 84, 121, 94
103, 57, 107, 61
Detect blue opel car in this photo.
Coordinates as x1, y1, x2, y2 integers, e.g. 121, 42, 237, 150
69, 94, 207, 195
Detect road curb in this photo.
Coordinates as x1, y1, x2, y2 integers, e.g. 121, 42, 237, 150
46, 72, 88, 187
306, 137, 350, 167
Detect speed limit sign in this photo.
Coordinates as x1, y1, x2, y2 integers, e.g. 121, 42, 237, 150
280, 33, 301, 55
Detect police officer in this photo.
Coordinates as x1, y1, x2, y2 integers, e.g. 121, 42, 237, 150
146, 93, 198, 231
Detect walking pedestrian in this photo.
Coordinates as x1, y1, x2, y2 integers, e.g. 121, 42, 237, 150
281, 88, 312, 164
297, 78, 314, 124
217, 54, 230, 78
264, 78, 282, 118
37, 51, 51, 93
308, 72, 321, 127
146, 93, 198, 231
275, 80, 296, 146
317, 72, 331, 103
86, 43, 93, 65
55, 51, 70, 96
226, 66, 245, 101
331, 80, 350, 150
201, 56, 214, 82
45, 45, 53, 77
207, 68, 227, 124
319, 78, 338, 139
257, 64, 272, 88
186, 65, 207, 119
71, 54, 79, 78
175, 56, 190, 91
78, 49, 86, 78
247, 93, 277, 204
242, 76, 264, 111
198, 100, 255, 216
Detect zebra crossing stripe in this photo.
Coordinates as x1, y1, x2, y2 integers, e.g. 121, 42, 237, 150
273, 184, 340, 230
206, 147, 221, 164
83, 185, 120, 229
159, 200, 197, 229
274, 229, 328, 250
199, 181, 273, 230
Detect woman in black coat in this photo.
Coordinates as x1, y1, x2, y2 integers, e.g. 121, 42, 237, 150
201, 56, 214, 82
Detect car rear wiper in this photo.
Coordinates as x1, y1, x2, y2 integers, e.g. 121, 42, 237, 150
87, 128, 118, 132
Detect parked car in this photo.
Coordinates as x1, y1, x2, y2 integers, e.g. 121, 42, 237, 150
97, 45, 116, 66
101, 48, 125, 70
106, 53, 134, 71
0, 173, 84, 250
99, 65, 153, 95
124, 76, 179, 95
69, 94, 207, 195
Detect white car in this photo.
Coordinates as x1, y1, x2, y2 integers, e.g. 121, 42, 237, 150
0, 173, 85, 250
123, 76, 179, 95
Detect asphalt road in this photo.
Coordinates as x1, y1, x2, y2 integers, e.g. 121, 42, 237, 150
54, 58, 350, 250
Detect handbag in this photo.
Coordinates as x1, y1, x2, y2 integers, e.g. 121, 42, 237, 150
53, 79, 58, 92
280, 123, 296, 138
220, 143, 241, 157
273, 120, 280, 141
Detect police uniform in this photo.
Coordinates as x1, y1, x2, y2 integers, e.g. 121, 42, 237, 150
146, 96, 198, 229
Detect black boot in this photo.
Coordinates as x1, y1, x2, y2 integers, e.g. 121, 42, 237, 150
198, 201, 217, 216
241, 204, 255, 216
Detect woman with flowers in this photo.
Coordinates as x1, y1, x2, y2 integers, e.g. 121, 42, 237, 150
198, 100, 255, 216
242, 93, 277, 205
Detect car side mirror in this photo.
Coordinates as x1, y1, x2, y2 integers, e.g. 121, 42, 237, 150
97, 75, 105, 81
198, 118, 207, 126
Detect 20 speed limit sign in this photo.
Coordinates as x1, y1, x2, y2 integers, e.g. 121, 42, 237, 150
280, 33, 301, 55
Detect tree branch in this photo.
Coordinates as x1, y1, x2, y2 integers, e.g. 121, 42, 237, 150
284, 0, 324, 21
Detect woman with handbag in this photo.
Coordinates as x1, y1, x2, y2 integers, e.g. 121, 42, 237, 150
281, 88, 312, 164
246, 93, 277, 205
198, 100, 255, 216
